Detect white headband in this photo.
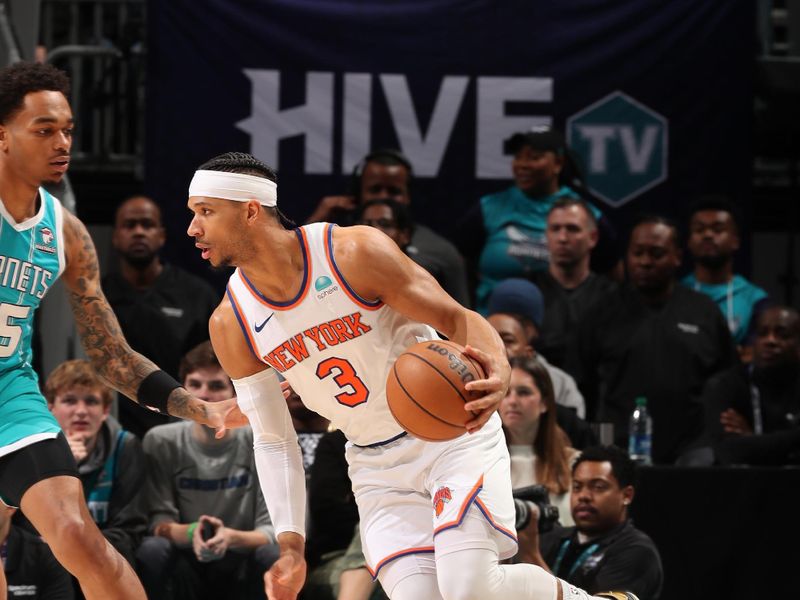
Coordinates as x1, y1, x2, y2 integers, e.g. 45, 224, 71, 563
189, 170, 277, 207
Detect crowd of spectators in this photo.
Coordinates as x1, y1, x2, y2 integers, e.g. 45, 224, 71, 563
10, 132, 797, 599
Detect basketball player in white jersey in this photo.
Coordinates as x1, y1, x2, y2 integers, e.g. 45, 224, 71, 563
187, 152, 637, 600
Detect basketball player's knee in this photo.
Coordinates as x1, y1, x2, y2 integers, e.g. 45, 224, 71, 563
49, 513, 109, 564
436, 553, 498, 600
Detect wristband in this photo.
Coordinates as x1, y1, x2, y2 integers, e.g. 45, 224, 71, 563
137, 370, 181, 415
186, 522, 198, 542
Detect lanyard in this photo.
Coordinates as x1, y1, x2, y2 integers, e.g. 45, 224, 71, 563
694, 279, 735, 333
748, 365, 764, 435
553, 539, 600, 578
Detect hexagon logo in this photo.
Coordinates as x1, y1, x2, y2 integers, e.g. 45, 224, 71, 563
567, 91, 668, 207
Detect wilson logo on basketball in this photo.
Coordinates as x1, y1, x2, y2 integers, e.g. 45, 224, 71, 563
425, 343, 477, 384
433, 486, 452, 517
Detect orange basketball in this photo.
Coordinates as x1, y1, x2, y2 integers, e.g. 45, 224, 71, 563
386, 340, 486, 441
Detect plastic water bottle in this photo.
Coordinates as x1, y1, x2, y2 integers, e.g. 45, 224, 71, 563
628, 396, 652, 465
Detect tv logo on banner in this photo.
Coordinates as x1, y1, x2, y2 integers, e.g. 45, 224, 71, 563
567, 91, 668, 207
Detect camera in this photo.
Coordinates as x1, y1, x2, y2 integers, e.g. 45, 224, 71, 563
513, 484, 559, 533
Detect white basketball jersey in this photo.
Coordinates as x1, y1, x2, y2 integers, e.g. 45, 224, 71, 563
226, 222, 438, 446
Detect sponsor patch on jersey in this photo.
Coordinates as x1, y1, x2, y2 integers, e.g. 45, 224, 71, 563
315, 275, 333, 291
35, 226, 56, 254
433, 486, 452, 517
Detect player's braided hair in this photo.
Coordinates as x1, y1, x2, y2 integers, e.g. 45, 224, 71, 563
0, 62, 70, 124
197, 152, 293, 226
198, 151, 277, 183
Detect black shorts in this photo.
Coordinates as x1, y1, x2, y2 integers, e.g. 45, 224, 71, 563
0, 432, 78, 507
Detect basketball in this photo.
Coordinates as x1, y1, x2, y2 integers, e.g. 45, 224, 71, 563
386, 340, 486, 441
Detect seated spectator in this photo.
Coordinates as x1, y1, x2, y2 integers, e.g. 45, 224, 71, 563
304, 429, 387, 600
0, 503, 74, 599
456, 127, 619, 312
44, 360, 146, 566
518, 445, 663, 600
682, 195, 770, 355
487, 277, 596, 449
354, 199, 413, 251
306, 149, 470, 306
103, 195, 219, 439
531, 197, 617, 368
702, 306, 800, 465
570, 216, 737, 464
285, 380, 330, 474
502, 356, 578, 526
136, 342, 278, 600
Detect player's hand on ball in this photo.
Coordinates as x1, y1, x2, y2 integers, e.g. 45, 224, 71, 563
265, 549, 306, 600
462, 344, 511, 433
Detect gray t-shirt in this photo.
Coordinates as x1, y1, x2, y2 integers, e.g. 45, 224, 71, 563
141, 421, 274, 544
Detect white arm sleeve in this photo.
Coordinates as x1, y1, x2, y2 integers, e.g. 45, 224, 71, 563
233, 368, 306, 539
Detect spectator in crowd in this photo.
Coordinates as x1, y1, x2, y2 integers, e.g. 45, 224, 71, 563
531, 197, 617, 368
353, 199, 412, 252
284, 379, 330, 474
0, 503, 74, 599
683, 195, 769, 354
102, 195, 219, 438
136, 342, 278, 600
306, 148, 471, 306
518, 445, 663, 600
702, 306, 800, 465
456, 127, 619, 312
570, 216, 737, 464
44, 360, 146, 567
487, 278, 596, 449
354, 198, 469, 305
304, 430, 387, 600
502, 356, 578, 526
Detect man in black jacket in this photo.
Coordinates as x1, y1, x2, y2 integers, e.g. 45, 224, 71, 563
569, 216, 736, 464
517, 445, 662, 600
702, 306, 800, 465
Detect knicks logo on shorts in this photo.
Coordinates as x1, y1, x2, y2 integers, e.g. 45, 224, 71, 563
433, 486, 452, 517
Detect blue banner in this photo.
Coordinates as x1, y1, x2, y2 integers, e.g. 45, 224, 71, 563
145, 0, 754, 280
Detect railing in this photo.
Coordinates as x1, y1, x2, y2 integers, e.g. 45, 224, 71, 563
40, 0, 146, 174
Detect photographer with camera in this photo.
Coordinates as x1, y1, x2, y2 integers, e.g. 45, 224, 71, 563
517, 445, 663, 600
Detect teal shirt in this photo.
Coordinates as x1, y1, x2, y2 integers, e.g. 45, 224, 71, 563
681, 274, 769, 344
0, 189, 66, 456
476, 185, 602, 312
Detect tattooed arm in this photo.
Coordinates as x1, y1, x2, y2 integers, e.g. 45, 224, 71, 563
60, 210, 225, 424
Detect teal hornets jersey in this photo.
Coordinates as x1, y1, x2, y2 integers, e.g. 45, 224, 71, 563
0, 188, 66, 458
0, 188, 65, 372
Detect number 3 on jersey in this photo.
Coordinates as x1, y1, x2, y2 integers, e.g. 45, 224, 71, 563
316, 357, 369, 407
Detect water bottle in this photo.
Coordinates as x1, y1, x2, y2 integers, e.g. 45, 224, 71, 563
628, 396, 652, 465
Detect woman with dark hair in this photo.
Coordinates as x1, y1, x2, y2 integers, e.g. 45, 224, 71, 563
501, 356, 578, 526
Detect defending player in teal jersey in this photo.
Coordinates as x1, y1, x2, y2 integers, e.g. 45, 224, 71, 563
0, 62, 244, 600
